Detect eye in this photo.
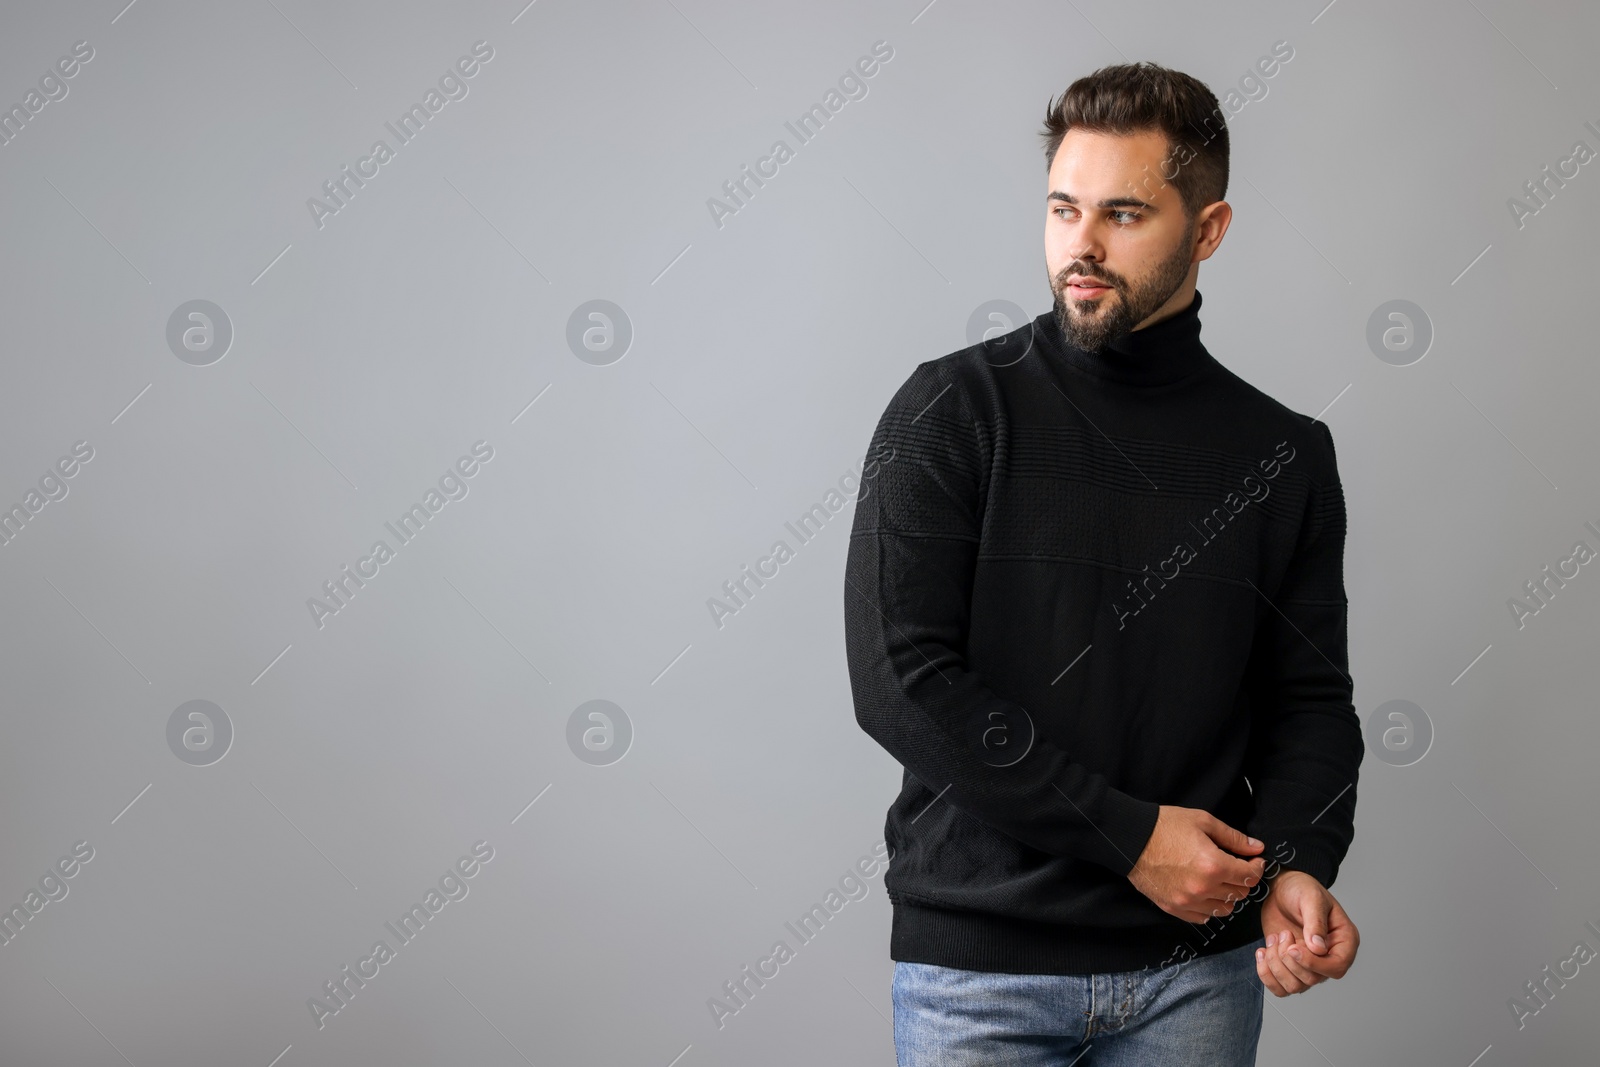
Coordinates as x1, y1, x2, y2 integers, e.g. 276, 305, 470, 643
1112, 210, 1142, 224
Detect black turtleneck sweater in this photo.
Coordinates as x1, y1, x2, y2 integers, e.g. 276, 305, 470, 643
843, 289, 1361, 975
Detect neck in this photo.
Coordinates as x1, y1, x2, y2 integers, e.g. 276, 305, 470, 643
1039, 287, 1213, 387
1133, 285, 1197, 331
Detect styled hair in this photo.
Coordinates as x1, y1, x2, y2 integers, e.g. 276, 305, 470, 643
1038, 61, 1228, 219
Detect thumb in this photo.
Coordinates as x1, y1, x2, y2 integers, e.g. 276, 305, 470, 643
1299, 891, 1330, 954
1209, 816, 1264, 856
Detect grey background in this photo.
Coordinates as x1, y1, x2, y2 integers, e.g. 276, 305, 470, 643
0, 0, 1596, 1063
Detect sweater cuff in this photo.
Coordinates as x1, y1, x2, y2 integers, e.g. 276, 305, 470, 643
1270, 845, 1337, 889
1083, 791, 1161, 877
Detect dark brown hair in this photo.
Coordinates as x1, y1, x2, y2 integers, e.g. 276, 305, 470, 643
1039, 61, 1228, 220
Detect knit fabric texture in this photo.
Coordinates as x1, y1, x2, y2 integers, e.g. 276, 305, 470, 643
843, 290, 1361, 975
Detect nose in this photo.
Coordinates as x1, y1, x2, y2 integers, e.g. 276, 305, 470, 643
1067, 220, 1109, 264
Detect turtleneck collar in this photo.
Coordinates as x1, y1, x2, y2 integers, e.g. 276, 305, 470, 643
1034, 288, 1215, 387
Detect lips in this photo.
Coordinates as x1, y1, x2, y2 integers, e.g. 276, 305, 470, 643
1064, 274, 1112, 296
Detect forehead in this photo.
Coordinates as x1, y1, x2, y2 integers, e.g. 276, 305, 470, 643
1047, 127, 1174, 195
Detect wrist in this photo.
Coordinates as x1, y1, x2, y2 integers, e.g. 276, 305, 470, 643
1267, 867, 1320, 890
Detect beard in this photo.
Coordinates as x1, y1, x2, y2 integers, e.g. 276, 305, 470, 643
1048, 217, 1196, 353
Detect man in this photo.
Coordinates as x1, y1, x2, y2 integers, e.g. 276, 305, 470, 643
843, 61, 1362, 1065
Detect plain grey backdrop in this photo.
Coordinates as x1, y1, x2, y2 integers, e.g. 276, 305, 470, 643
0, 0, 1597, 1063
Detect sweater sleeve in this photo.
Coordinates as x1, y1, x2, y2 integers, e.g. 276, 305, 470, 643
844, 361, 1160, 877
1242, 421, 1363, 888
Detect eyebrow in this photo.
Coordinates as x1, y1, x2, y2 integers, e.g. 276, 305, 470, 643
1048, 191, 1160, 213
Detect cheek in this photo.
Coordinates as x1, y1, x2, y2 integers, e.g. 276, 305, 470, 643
1113, 227, 1165, 261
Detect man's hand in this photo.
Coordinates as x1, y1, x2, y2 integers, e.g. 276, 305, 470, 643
1127, 805, 1266, 924
1256, 870, 1360, 997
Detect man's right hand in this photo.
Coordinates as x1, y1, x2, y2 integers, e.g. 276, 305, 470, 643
1126, 805, 1266, 924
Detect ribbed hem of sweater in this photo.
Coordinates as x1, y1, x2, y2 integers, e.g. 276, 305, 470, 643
889, 898, 1265, 975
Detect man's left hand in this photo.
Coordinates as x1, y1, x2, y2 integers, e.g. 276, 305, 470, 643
1255, 870, 1359, 997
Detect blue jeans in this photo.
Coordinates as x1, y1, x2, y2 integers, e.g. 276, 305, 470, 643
892, 936, 1266, 1066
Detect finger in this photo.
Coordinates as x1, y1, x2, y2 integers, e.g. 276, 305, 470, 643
1327, 899, 1361, 955
1218, 854, 1267, 887
1219, 880, 1263, 901
1291, 932, 1356, 980
1261, 935, 1310, 994
1278, 938, 1327, 987
1163, 900, 1215, 925
1264, 944, 1309, 994
1199, 890, 1252, 922
1179, 887, 1252, 924
1207, 816, 1265, 858
1287, 942, 1347, 980
1192, 869, 1268, 922
1306, 903, 1358, 977
1300, 898, 1332, 955
1255, 944, 1293, 997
